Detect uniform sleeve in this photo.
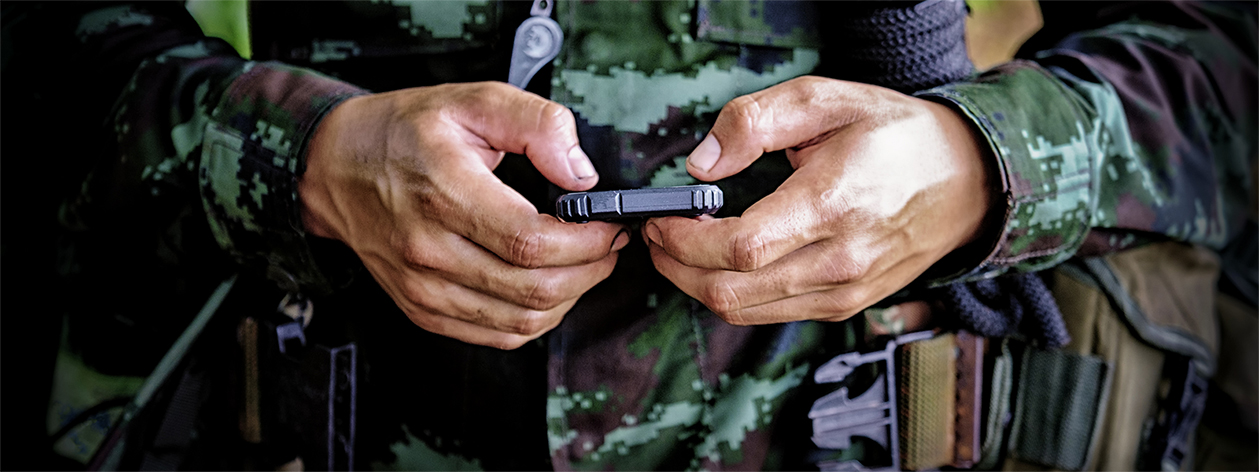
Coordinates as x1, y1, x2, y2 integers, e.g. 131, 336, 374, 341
73, 4, 368, 293
915, 2, 1257, 284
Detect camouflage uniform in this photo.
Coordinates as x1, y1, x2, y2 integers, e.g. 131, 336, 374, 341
6, 1, 1254, 470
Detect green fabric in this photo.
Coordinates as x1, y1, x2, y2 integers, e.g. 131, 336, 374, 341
1009, 346, 1112, 470
20, 1, 1256, 469
976, 339, 1014, 470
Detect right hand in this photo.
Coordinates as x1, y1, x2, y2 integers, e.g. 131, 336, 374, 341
299, 82, 628, 349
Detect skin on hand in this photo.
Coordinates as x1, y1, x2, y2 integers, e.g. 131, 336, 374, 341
299, 82, 630, 349
645, 76, 997, 325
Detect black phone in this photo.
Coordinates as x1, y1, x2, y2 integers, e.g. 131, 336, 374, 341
556, 185, 723, 223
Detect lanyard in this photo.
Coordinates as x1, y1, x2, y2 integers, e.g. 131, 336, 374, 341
508, 0, 563, 89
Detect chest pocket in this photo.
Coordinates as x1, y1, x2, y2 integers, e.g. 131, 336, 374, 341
694, 0, 821, 50
251, 1, 505, 62
250, 1, 522, 90
551, 0, 822, 190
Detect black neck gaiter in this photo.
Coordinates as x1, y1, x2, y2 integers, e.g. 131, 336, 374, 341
820, 0, 974, 93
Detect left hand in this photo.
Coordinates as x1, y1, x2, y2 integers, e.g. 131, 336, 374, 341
644, 76, 997, 324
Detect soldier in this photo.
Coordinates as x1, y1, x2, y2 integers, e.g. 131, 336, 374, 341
3, 1, 1254, 470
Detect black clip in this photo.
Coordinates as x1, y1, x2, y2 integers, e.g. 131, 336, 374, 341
276, 321, 306, 354
1139, 354, 1208, 471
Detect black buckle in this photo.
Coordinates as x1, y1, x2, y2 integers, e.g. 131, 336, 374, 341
1139, 354, 1207, 471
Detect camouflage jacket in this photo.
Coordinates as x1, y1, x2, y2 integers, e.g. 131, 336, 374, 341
8, 1, 1254, 470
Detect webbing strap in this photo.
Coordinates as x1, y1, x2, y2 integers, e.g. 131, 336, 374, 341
1008, 347, 1113, 470
88, 276, 237, 471
953, 332, 984, 468
897, 334, 957, 470
139, 365, 207, 471
976, 339, 1014, 470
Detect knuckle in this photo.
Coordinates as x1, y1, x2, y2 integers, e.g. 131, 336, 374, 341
793, 76, 827, 96
396, 238, 432, 270
722, 94, 763, 131
699, 281, 743, 321
538, 101, 575, 128
459, 82, 515, 113
728, 232, 768, 272
795, 78, 827, 108
521, 276, 565, 311
399, 301, 448, 334
397, 280, 428, 306
819, 287, 869, 320
472, 80, 512, 98
823, 247, 870, 284
507, 311, 552, 336
507, 229, 548, 268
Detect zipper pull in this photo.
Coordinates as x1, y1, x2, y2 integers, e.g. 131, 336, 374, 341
508, 0, 563, 89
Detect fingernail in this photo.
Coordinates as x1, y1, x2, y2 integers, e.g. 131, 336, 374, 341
687, 134, 721, 173
644, 223, 662, 246
611, 230, 630, 251
568, 146, 597, 180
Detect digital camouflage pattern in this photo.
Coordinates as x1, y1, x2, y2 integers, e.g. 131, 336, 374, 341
18, 0, 1255, 470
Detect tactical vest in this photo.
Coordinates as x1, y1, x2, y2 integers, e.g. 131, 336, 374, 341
53, 2, 1252, 471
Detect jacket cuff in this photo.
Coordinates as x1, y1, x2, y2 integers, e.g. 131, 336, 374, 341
915, 60, 1097, 284
200, 61, 367, 293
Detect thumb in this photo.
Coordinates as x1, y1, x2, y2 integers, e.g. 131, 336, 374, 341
685, 76, 871, 181
455, 82, 598, 191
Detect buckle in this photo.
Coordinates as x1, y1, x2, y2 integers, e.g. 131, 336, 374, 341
1138, 354, 1208, 471
809, 330, 986, 471
809, 332, 935, 470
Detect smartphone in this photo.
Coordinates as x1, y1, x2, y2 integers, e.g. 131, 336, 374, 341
556, 184, 723, 223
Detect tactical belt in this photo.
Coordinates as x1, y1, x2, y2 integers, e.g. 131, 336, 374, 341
809, 330, 1118, 471
231, 293, 359, 470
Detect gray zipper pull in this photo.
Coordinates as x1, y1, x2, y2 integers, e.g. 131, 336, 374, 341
508, 0, 563, 89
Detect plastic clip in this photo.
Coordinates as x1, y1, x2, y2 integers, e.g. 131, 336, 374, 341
810, 339, 901, 471
1139, 354, 1208, 471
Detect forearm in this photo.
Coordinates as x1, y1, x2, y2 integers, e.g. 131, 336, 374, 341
917, 2, 1256, 283
58, 3, 368, 293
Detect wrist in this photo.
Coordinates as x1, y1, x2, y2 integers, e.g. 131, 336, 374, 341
299, 94, 365, 242
931, 99, 1002, 250
919, 98, 1007, 280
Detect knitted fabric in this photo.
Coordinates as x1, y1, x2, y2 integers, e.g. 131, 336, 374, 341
937, 273, 1072, 348
827, 0, 974, 93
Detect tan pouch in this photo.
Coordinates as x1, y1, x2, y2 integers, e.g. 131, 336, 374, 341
1003, 242, 1220, 471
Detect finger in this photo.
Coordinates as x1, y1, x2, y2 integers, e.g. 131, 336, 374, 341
450, 82, 598, 190
649, 230, 941, 324
724, 257, 932, 324
686, 76, 874, 181
457, 203, 627, 269
649, 240, 865, 325
644, 171, 835, 271
410, 229, 621, 310
406, 304, 563, 350
364, 252, 575, 338
647, 239, 871, 314
422, 148, 630, 268
400, 269, 574, 337
713, 254, 938, 325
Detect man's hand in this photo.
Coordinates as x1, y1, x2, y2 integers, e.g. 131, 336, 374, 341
645, 76, 997, 325
300, 82, 629, 349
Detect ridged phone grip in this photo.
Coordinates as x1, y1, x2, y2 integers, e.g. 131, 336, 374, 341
556, 185, 723, 223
